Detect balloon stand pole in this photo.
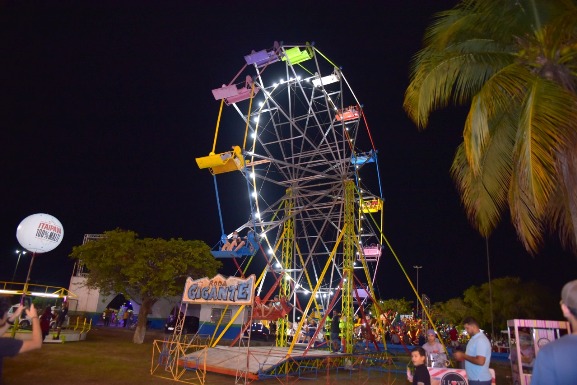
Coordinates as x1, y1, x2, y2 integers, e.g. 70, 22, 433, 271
20, 252, 36, 305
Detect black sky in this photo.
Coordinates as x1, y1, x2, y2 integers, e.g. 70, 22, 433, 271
1, 1, 576, 305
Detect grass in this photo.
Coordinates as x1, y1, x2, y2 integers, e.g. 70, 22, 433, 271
4, 327, 175, 385
3, 327, 513, 385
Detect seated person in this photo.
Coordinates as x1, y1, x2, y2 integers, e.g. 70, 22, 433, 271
422, 329, 447, 367
222, 231, 246, 251
510, 328, 535, 381
306, 320, 318, 342
254, 295, 281, 318
270, 295, 282, 311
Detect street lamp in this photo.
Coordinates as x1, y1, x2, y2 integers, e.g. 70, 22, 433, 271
12, 249, 27, 282
413, 265, 422, 317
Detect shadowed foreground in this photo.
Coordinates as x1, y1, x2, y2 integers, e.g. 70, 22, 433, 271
3, 327, 512, 385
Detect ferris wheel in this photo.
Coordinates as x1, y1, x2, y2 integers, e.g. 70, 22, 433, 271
196, 41, 384, 351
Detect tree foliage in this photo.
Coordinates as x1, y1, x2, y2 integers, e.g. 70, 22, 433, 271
434, 277, 558, 333
404, 0, 577, 255
432, 298, 469, 325
372, 298, 413, 316
69, 229, 221, 343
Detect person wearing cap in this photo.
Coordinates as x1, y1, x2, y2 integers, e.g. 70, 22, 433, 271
531, 279, 577, 385
422, 329, 447, 367
453, 316, 492, 385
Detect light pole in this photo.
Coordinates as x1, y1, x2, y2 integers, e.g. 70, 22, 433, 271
12, 249, 27, 282
413, 265, 422, 317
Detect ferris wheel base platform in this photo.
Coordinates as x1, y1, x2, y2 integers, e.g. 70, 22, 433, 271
178, 345, 388, 380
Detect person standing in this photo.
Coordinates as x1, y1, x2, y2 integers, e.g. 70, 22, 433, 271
54, 300, 69, 340
453, 317, 492, 385
0, 299, 42, 380
449, 325, 459, 347
407, 346, 431, 385
531, 279, 577, 385
331, 310, 341, 353
39, 306, 53, 341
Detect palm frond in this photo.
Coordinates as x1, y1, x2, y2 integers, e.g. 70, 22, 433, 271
452, 111, 516, 236
404, 49, 512, 127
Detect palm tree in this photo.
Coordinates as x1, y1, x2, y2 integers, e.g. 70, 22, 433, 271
404, 0, 577, 254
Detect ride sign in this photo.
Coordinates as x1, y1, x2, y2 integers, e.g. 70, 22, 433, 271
182, 274, 255, 305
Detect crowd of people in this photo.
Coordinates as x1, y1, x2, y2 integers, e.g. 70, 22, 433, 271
1, 279, 576, 384
101, 306, 134, 328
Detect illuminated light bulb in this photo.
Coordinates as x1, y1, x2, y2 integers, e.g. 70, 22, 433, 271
251, 132, 256, 138
249, 172, 255, 178
251, 192, 257, 198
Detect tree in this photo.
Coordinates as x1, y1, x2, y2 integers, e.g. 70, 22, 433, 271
433, 298, 469, 325
69, 229, 221, 344
404, 0, 577, 255
432, 277, 557, 334
463, 277, 556, 331
371, 297, 413, 315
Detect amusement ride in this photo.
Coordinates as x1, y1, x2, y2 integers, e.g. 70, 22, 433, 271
155, 41, 393, 384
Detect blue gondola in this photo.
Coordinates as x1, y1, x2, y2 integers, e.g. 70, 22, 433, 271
211, 231, 259, 259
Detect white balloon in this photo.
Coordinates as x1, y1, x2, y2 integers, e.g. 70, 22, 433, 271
16, 213, 64, 253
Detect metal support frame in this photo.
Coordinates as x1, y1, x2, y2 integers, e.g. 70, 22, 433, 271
276, 188, 293, 349
342, 180, 356, 354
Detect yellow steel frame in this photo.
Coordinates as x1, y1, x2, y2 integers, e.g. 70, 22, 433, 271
151, 339, 208, 384
342, 180, 356, 353
276, 188, 293, 348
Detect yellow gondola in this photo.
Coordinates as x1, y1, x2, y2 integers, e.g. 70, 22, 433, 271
195, 146, 244, 175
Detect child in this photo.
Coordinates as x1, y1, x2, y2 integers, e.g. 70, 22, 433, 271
408, 346, 431, 385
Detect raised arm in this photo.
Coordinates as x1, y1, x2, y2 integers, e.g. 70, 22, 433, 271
19, 304, 42, 353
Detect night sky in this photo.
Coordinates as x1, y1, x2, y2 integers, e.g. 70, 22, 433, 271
2, 1, 576, 305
